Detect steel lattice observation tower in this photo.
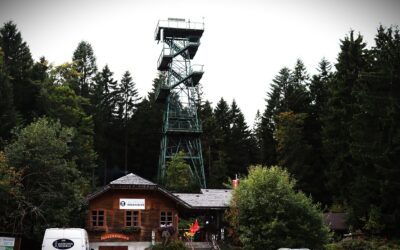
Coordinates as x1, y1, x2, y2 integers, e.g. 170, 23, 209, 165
154, 18, 206, 188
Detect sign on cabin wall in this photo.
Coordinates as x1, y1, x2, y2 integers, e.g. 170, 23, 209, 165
119, 198, 145, 210
100, 233, 129, 241
0, 237, 15, 250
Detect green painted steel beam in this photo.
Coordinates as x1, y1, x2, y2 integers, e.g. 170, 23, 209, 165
155, 19, 206, 188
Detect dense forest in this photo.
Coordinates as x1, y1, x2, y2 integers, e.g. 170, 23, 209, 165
1, 20, 400, 242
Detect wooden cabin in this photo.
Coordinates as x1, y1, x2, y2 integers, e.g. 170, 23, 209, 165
86, 173, 231, 250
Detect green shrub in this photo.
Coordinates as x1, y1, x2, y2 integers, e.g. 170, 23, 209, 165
324, 243, 338, 250
167, 239, 188, 250
226, 165, 330, 250
326, 237, 400, 250
339, 239, 373, 250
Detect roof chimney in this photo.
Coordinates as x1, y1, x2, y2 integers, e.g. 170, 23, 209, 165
232, 174, 239, 189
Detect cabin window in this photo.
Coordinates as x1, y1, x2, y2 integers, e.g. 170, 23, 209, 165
160, 211, 173, 226
91, 210, 105, 227
125, 210, 140, 227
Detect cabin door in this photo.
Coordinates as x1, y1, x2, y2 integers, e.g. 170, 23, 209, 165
99, 246, 128, 250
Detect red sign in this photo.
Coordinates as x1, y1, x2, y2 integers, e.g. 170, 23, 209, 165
100, 233, 129, 241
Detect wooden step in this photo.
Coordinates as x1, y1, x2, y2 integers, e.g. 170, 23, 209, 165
185, 241, 213, 250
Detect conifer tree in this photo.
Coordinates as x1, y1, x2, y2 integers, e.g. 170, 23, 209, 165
213, 98, 231, 172
309, 58, 331, 116
31, 57, 49, 83
258, 112, 277, 166
227, 100, 252, 175
275, 111, 314, 195
259, 67, 299, 167
128, 75, 163, 180
91, 65, 119, 180
303, 58, 333, 204
290, 59, 311, 113
199, 100, 216, 181
0, 48, 17, 145
264, 67, 292, 124
323, 31, 369, 203
349, 26, 400, 234
0, 21, 38, 122
118, 71, 141, 173
209, 150, 228, 188
214, 98, 231, 142
72, 41, 97, 98
93, 65, 119, 119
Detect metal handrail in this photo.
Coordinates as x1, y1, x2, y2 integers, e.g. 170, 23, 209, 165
190, 64, 204, 73
157, 47, 172, 69
155, 19, 204, 39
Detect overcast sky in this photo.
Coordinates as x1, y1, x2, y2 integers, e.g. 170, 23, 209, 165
1, 0, 400, 125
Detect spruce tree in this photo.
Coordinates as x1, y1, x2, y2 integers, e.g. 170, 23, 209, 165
258, 112, 277, 166
259, 67, 288, 166
349, 26, 400, 234
304, 58, 333, 204
31, 57, 49, 83
264, 67, 292, 124
92, 65, 119, 181
309, 58, 331, 116
323, 31, 369, 204
275, 111, 314, 196
0, 21, 38, 122
251, 110, 263, 164
128, 75, 163, 180
227, 100, 252, 176
214, 98, 231, 141
199, 100, 216, 182
290, 59, 311, 113
209, 150, 228, 188
118, 71, 141, 173
72, 41, 97, 98
0, 48, 17, 145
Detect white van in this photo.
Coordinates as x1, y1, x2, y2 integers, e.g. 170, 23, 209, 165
42, 228, 89, 250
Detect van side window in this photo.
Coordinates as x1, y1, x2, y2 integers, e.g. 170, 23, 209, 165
125, 210, 140, 227
91, 210, 105, 227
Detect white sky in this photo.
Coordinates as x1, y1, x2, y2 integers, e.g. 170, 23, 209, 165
1, 0, 400, 126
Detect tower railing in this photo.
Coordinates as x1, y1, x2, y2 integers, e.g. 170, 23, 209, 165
157, 47, 172, 69
155, 19, 204, 40
190, 64, 204, 73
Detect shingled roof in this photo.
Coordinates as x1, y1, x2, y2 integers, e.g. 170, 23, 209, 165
110, 173, 156, 186
87, 173, 233, 210
86, 173, 157, 201
173, 189, 232, 209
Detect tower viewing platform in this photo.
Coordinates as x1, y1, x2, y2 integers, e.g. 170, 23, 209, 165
154, 18, 204, 41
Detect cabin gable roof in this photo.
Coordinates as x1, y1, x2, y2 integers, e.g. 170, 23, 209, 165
86, 173, 232, 210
